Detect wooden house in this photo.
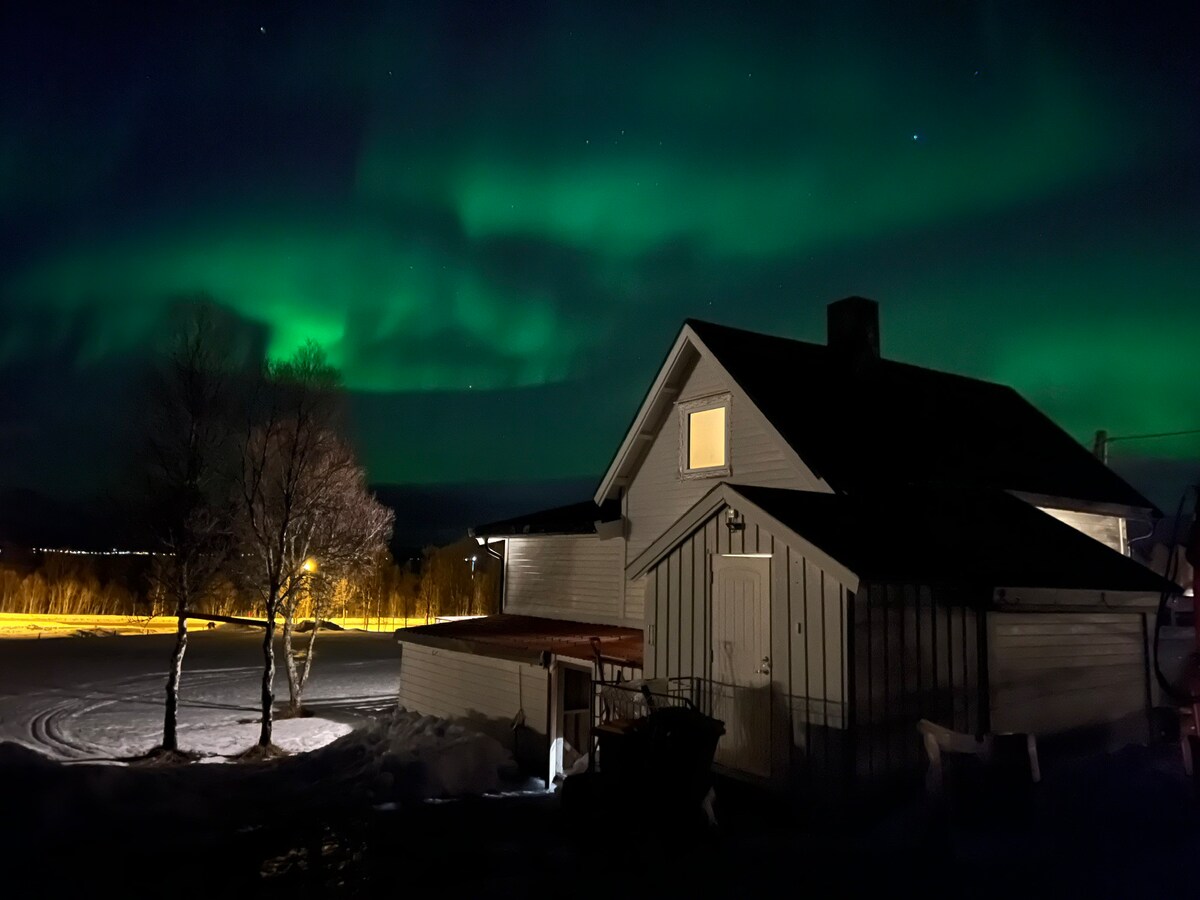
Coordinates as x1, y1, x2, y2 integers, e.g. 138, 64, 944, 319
396, 297, 1175, 794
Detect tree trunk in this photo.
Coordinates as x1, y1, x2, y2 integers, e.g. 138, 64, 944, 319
299, 620, 318, 697
282, 608, 302, 714
259, 597, 277, 747
162, 600, 188, 752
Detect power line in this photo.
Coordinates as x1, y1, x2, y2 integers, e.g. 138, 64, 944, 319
1104, 428, 1200, 445
1093, 427, 1200, 464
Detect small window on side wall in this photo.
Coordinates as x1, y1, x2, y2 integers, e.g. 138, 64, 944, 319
679, 393, 731, 479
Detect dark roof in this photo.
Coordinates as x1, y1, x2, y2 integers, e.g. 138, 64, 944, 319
732, 484, 1176, 593
471, 498, 621, 538
396, 614, 643, 668
687, 319, 1157, 514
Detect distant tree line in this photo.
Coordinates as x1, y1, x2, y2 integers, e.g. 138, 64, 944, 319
0, 554, 145, 616
0, 544, 499, 622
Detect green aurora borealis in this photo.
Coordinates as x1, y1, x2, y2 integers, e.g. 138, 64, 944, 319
1, 1, 1197, 507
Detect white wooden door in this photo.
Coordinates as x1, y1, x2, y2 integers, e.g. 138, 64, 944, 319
711, 555, 771, 776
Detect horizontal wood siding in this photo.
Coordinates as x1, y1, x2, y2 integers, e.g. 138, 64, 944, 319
504, 535, 628, 625
989, 612, 1149, 746
852, 584, 981, 792
624, 575, 646, 622
398, 642, 548, 762
625, 353, 821, 559
1038, 507, 1127, 554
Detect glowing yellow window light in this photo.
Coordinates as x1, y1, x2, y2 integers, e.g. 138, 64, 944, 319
688, 406, 726, 469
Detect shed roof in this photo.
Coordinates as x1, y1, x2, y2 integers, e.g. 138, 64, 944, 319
470, 498, 621, 538
395, 614, 643, 668
729, 484, 1175, 593
683, 320, 1156, 514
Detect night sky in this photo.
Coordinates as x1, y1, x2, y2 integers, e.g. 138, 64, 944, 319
1, 1, 1197, 519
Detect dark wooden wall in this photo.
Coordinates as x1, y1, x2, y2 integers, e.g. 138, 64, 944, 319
851, 583, 984, 791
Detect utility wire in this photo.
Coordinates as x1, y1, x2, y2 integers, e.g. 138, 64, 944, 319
1104, 428, 1200, 445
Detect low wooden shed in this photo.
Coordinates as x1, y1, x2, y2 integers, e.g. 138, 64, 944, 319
628, 482, 1175, 797
396, 613, 642, 785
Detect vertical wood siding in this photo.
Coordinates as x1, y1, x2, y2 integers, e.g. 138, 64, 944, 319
398, 642, 548, 760
851, 584, 980, 789
989, 612, 1149, 745
624, 354, 821, 559
645, 506, 849, 784
504, 535, 629, 625
783, 544, 850, 793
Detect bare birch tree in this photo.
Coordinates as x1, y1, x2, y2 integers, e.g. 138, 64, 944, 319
277, 442, 392, 714
235, 342, 392, 746
146, 304, 233, 755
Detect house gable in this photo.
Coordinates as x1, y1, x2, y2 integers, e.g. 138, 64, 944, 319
600, 325, 830, 559
598, 307, 1156, 563
595, 324, 828, 507
627, 481, 859, 589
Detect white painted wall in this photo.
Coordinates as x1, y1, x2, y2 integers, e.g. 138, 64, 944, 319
1038, 507, 1127, 554
504, 534, 630, 626
398, 642, 548, 751
624, 353, 822, 560
643, 509, 851, 782
989, 612, 1149, 743
624, 575, 646, 621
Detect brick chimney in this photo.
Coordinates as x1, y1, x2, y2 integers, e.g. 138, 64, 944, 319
827, 296, 880, 364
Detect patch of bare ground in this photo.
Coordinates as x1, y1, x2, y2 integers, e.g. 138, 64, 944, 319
233, 742, 290, 762
132, 746, 204, 766
275, 705, 315, 720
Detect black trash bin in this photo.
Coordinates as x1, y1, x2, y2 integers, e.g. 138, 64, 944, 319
639, 706, 725, 811
566, 705, 724, 830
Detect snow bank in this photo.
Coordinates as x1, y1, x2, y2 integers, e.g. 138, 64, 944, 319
0, 706, 528, 861
329, 707, 518, 800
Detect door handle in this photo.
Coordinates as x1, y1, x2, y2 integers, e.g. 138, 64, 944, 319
756, 656, 771, 676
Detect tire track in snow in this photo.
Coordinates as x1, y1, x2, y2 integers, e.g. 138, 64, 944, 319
17, 668, 262, 760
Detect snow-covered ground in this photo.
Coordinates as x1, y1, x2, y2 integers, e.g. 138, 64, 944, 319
0, 627, 537, 893
5, 628, 1199, 899
0, 627, 401, 760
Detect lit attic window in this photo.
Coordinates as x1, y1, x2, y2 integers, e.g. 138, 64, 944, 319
679, 394, 731, 477
689, 406, 726, 469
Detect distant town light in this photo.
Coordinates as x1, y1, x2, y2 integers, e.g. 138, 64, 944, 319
302, 557, 318, 573
33, 547, 158, 556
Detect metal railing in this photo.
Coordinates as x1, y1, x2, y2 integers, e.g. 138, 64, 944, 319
588, 676, 699, 775
594, 676, 699, 725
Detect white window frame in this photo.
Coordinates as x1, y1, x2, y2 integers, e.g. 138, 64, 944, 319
678, 392, 731, 480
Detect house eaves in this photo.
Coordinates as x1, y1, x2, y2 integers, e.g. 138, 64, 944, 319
683, 318, 1158, 516
396, 614, 644, 668
470, 498, 622, 539
625, 482, 861, 590
628, 482, 1174, 597
593, 322, 829, 506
